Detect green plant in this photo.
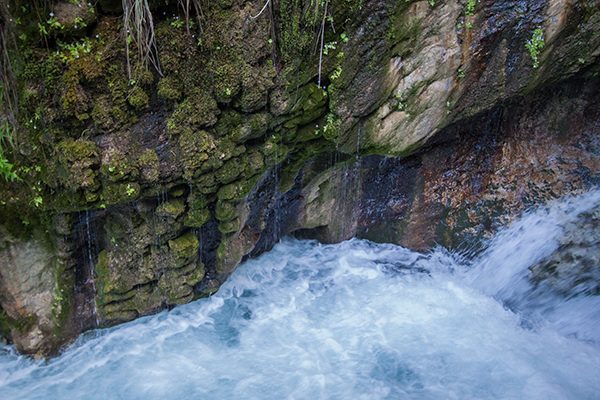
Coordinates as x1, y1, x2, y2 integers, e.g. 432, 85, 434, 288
0, 156, 19, 182
525, 28, 544, 68
466, 0, 476, 15
170, 17, 184, 29
73, 17, 87, 29
0, 121, 20, 182
47, 17, 64, 31
330, 65, 342, 80
323, 41, 337, 55
33, 196, 43, 207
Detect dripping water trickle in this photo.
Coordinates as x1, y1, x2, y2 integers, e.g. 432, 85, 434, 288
84, 210, 100, 327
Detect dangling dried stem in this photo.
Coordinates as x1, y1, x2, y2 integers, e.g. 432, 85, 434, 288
250, 0, 270, 19
0, 5, 18, 156
318, 0, 328, 88
122, 0, 162, 82
178, 0, 205, 36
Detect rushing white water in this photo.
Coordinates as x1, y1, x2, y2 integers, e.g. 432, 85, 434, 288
3, 192, 600, 399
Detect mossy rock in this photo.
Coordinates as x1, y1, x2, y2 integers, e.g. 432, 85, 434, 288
128, 86, 149, 109
186, 192, 209, 210
138, 150, 160, 182
184, 208, 211, 228
193, 171, 217, 188
102, 182, 141, 205
218, 218, 240, 234
215, 199, 237, 221
167, 232, 200, 268
262, 142, 289, 166
224, 112, 274, 143
167, 89, 219, 135
215, 156, 248, 184
157, 76, 182, 101
101, 155, 139, 183
244, 151, 265, 177
217, 174, 261, 200
296, 121, 324, 142
155, 198, 186, 219
169, 185, 187, 197
55, 139, 100, 191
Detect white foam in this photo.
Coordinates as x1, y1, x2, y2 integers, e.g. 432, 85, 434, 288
2, 191, 600, 399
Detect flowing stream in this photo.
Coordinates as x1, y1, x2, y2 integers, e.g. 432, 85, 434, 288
2, 191, 600, 399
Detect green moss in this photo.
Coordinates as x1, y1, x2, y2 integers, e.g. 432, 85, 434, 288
128, 86, 149, 109
0, 311, 38, 336
94, 249, 112, 295
157, 76, 182, 101
101, 155, 138, 182
167, 89, 219, 135
221, 112, 274, 143
138, 150, 160, 182
52, 260, 75, 340
261, 142, 290, 166
179, 129, 214, 180
169, 186, 187, 197
168, 232, 200, 266
390, 13, 423, 59
55, 139, 100, 192
244, 151, 265, 177
102, 182, 141, 205
184, 208, 211, 228
217, 174, 261, 200
155, 198, 186, 219
218, 218, 240, 234
215, 156, 247, 184
215, 199, 237, 221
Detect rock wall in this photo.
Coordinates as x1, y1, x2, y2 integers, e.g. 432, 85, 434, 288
1, 0, 599, 355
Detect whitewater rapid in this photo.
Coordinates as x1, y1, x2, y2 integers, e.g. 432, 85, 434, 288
2, 191, 600, 399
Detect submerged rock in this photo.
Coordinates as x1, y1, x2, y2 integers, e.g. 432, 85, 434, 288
530, 204, 600, 297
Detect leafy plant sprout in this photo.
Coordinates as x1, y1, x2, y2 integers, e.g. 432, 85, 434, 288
525, 28, 545, 68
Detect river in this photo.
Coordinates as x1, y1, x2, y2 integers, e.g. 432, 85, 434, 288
2, 191, 600, 399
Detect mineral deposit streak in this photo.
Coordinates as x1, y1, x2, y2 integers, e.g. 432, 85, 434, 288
2, 191, 600, 399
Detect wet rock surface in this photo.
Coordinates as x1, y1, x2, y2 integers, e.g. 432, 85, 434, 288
1, 0, 600, 355
530, 204, 600, 297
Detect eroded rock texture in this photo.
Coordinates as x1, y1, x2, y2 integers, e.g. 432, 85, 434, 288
1, 0, 599, 355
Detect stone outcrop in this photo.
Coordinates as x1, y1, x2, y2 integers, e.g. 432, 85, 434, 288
530, 203, 600, 297
1, 0, 599, 355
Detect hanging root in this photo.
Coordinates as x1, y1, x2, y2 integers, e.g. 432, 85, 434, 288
122, 0, 162, 81
318, 0, 329, 88
250, 0, 270, 19
178, 0, 205, 36
0, 3, 18, 155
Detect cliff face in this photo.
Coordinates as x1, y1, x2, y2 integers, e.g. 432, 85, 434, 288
0, 0, 599, 355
